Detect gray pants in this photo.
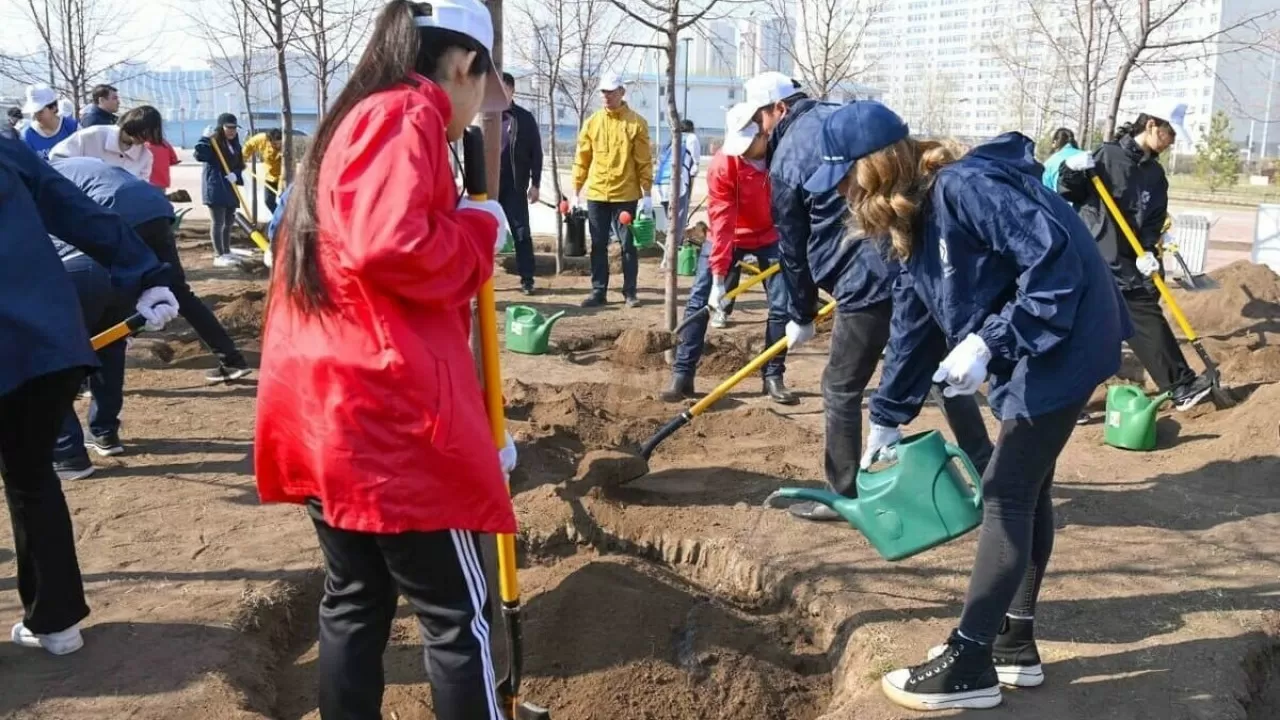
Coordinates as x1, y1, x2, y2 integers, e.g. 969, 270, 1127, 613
209, 205, 235, 256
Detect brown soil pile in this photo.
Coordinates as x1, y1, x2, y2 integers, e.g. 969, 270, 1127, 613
1177, 381, 1280, 462
611, 328, 676, 368
215, 291, 266, 338
610, 328, 762, 375
1171, 260, 1280, 338
505, 380, 667, 450
570, 448, 650, 489
1200, 338, 1280, 384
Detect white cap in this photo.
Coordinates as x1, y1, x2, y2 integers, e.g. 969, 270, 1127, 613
1141, 97, 1194, 146
743, 72, 799, 110
722, 103, 762, 157
22, 84, 57, 116
598, 72, 624, 92
413, 0, 507, 112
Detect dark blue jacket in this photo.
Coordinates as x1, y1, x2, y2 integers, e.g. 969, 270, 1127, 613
498, 102, 543, 221
193, 134, 244, 208
869, 133, 1132, 423
51, 157, 174, 228
80, 104, 117, 128
0, 136, 170, 397
768, 97, 892, 322
268, 184, 291, 247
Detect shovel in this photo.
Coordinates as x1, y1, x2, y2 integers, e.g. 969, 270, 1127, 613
672, 262, 782, 335
1090, 175, 1235, 409
1160, 241, 1217, 291
90, 313, 147, 351
207, 135, 271, 252
461, 127, 552, 720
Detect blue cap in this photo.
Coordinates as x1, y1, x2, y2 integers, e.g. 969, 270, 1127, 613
803, 101, 910, 195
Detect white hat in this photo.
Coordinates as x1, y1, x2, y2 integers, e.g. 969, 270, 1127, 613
598, 72, 624, 92
1141, 97, 1194, 146
22, 84, 57, 116
413, 0, 507, 112
722, 103, 762, 157
743, 72, 799, 111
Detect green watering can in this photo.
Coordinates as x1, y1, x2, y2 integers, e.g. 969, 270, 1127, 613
1104, 385, 1172, 451
630, 212, 656, 250
499, 231, 515, 254
765, 430, 984, 561
504, 305, 566, 355
677, 244, 698, 276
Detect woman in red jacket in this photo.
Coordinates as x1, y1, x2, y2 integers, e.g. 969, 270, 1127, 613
662, 102, 796, 405
254, 1, 513, 718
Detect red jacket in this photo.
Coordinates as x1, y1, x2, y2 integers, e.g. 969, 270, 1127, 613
146, 140, 179, 190
706, 152, 778, 278
254, 77, 517, 536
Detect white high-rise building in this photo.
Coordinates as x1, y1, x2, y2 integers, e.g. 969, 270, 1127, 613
690, 20, 738, 77
738, 17, 795, 77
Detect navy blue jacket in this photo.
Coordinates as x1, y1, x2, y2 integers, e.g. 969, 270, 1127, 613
0, 137, 170, 397
869, 133, 1132, 423
498, 102, 543, 221
51, 157, 175, 228
768, 97, 892, 322
193, 134, 244, 208
79, 104, 117, 128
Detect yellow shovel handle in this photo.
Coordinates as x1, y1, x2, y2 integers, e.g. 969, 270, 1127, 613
723, 261, 779, 300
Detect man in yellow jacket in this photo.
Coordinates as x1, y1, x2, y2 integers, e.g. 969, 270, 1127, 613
242, 128, 283, 212
572, 72, 653, 308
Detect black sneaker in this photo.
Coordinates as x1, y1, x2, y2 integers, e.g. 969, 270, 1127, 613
53, 456, 95, 482
624, 295, 641, 308
928, 617, 1044, 687
205, 365, 253, 384
580, 294, 606, 308
520, 283, 535, 296
1076, 411, 1091, 425
882, 631, 1002, 711
1172, 374, 1213, 411
85, 431, 123, 457
786, 500, 842, 522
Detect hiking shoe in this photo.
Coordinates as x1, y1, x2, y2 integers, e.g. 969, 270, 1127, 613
53, 457, 95, 482
625, 295, 641, 308
580, 294, 606, 308
764, 377, 799, 406
660, 374, 695, 403
11, 622, 84, 656
1172, 375, 1213, 412
787, 501, 842, 522
710, 310, 727, 329
928, 617, 1044, 688
205, 365, 253, 384
882, 630, 1002, 711
85, 431, 123, 457
213, 254, 241, 268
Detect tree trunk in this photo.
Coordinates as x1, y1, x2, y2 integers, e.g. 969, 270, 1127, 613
548, 88, 563, 275
1105, 56, 1136, 141
274, 0, 295, 184
662, 20, 681, 334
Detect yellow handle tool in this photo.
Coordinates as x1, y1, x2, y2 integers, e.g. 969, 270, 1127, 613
90, 313, 147, 351
672, 262, 781, 334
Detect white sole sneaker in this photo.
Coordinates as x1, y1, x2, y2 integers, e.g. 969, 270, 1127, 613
229, 248, 256, 257
927, 644, 1045, 687
11, 622, 84, 656
881, 670, 1002, 711
1174, 385, 1213, 411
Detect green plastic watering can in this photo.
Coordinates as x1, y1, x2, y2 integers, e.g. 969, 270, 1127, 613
766, 430, 984, 561
1104, 385, 1172, 451
631, 212, 656, 249
499, 231, 515, 254
504, 305, 566, 355
677, 244, 698, 276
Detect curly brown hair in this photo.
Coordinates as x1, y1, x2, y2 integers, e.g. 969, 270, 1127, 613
844, 137, 964, 260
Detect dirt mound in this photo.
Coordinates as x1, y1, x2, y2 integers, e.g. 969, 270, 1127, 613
570, 449, 650, 490
505, 380, 667, 450
1172, 261, 1280, 338
611, 328, 676, 368
1200, 339, 1280, 385
1177, 381, 1280, 461
215, 291, 266, 338
609, 328, 762, 375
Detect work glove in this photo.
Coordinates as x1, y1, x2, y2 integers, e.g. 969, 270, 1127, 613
860, 423, 903, 469
709, 277, 727, 312
457, 197, 510, 254
225, 172, 238, 185
785, 321, 815, 349
932, 333, 991, 398
1136, 250, 1160, 277
263, 248, 273, 269
1064, 152, 1095, 172
498, 431, 518, 480
136, 286, 180, 332
572, 189, 586, 209
639, 196, 653, 215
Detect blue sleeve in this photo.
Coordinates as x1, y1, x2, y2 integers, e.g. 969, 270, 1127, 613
193, 138, 214, 163
7, 139, 170, 296
268, 186, 290, 246
771, 180, 821, 324
945, 176, 1084, 363
869, 268, 948, 427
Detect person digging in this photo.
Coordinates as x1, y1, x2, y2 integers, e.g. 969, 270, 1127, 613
662, 103, 798, 405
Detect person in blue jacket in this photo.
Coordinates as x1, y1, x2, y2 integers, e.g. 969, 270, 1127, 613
194, 113, 246, 267
806, 102, 1132, 711
729, 72, 992, 521
1039, 127, 1082, 194
0, 136, 180, 656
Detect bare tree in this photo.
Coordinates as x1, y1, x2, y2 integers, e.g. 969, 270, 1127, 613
918, 73, 957, 137
1024, 0, 1124, 147
293, 0, 369, 117
189, 2, 268, 135
239, 0, 302, 183
560, 0, 624, 130
768, 0, 884, 100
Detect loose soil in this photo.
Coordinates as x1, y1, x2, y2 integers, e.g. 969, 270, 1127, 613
1, 220, 1277, 720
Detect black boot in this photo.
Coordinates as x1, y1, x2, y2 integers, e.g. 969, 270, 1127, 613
991, 617, 1044, 687
882, 630, 1002, 711
660, 374, 695, 403
763, 376, 798, 405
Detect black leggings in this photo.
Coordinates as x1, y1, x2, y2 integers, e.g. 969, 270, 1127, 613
956, 399, 1087, 643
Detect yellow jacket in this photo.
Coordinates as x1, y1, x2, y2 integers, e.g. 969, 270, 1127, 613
242, 132, 283, 187
572, 103, 653, 202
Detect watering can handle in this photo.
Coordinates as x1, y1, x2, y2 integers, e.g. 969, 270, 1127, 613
944, 442, 984, 507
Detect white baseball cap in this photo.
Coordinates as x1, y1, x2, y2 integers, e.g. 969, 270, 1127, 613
22, 84, 57, 116
722, 103, 763, 157
598, 72, 624, 92
743, 72, 800, 111
413, 0, 507, 112
1141, 97, 1194, 146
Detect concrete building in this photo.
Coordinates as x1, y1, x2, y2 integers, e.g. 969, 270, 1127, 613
689, 20, 739, 77
738, 16, 795, 77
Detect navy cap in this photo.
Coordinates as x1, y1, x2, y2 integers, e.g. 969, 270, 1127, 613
804, 101, 910, 195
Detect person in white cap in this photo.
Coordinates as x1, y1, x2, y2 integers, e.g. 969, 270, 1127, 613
19, 84, 79, 160
1057, 98, 1214, 414
251, 1, 515, 718
571, 70, 654, 308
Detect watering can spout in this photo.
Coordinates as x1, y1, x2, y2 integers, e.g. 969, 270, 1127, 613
530, 310, 566, 347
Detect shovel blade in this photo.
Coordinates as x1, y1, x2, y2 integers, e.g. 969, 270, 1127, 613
515, 702, 551, 720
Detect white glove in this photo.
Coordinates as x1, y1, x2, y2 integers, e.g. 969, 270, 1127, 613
1064, 152, 1095, 172
639, 196, 653, 214
572, 189, 586, 208
136, 286, 180, 332
932, 333, 991, 398
1136, 251, 1160, 277
457, 197, 510, 254
498, 431, 517, 478
709, 277, 727, 312
263, 248, 273, 269
225, 172, 238, 185
860, 423, 902, 470
785, 321, 815, 349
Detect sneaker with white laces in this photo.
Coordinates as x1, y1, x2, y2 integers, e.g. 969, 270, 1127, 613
213, 254, 241, 268
927, 618, 1044, 687
882, 630, 1002, 711
11, 622, 84, 655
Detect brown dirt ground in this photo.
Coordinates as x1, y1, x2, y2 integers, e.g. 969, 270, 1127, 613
1, 222, 1277, 720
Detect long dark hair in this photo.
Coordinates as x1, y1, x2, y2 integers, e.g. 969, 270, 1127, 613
278, 0, 492, 313
1116, 114, 1171, 140
1050, 127, 1076, 153
119, 105, 165, 144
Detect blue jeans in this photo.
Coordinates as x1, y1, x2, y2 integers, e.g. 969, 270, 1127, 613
588, 200, 639, 299
54, 254, 128, 461
672, 241, 789, 379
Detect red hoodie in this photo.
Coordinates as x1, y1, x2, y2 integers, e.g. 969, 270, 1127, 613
706, 152, 778, 278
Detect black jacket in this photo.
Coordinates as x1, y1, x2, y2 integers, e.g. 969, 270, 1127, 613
1059, 135, 1168, 292
80, 104, 117, 128
499, 103, 543, 207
